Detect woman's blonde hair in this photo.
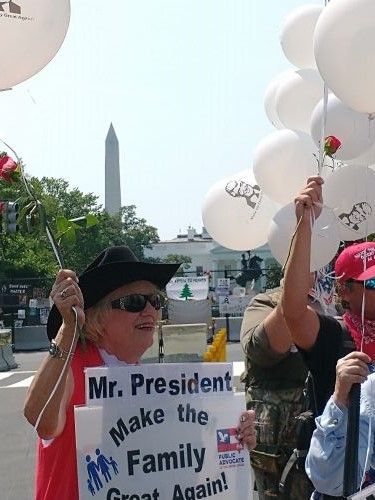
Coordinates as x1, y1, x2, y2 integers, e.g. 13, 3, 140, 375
83, 287, 125, 344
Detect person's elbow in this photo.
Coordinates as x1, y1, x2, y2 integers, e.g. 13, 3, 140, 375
23, 398, 60, 439
306, 450, 344, 496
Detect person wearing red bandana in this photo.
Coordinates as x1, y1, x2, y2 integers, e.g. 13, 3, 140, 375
281, 176, 375, 498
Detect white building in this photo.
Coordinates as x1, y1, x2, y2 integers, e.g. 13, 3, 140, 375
144, 227, 274, 293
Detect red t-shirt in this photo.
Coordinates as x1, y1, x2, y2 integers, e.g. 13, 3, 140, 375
35, 342, 103, 500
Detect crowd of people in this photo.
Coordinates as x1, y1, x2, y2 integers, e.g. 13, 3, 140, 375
24, 176, 375, 500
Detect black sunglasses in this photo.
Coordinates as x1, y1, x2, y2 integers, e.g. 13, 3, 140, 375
111, 293, 163, 312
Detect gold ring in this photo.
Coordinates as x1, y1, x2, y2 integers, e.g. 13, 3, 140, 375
60, 288, 68, 299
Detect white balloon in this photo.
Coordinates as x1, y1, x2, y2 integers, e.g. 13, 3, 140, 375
279, 5, 323, 69
310, 94, 375, 161
323, 165, 375, 241
275, 69, 324, 133
253, 129, 317, 206
346, 140, 375, 167
0, 0, 70, 89
264, 71, 292, 129
314, 0, 375, 114
268, 203, 340, 272
202, 170, 279, 251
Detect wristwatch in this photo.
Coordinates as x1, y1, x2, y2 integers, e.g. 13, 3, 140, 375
49, 339, 71, 360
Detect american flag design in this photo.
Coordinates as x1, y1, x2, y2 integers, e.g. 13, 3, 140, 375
216, 428, 243, 452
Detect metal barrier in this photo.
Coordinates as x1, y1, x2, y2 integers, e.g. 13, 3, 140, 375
213, 317, 243, 342
0, 329, 17, 371
14, 326, 49, 351
142, 323, 208, 363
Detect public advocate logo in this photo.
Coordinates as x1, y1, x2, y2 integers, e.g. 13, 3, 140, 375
216, 428, 246, 468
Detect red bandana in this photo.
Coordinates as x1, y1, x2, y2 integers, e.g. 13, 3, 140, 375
343, 311, 375, 360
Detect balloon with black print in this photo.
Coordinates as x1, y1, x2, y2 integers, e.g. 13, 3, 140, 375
324, 165, 375, 241
202, 169, 279, 251
0, 0, 70, 89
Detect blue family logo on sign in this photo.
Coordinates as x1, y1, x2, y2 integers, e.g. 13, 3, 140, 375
85, 448, 119, 495
216, 428, 245, 468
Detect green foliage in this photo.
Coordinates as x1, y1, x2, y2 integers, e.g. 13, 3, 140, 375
162, 254, 191, 276
144, 254, 191, 276
265, 258, 283, 291
0, 177, 160, 278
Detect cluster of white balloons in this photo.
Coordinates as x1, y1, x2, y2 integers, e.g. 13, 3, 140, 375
202, 0, 375, 272
0, 0, 70, 90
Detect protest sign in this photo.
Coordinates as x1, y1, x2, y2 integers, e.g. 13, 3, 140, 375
166, 277, 209, 301
76, 364, 251, 499
218, 295, 254, 316
215, 278, 230, 297
84, 364, 234, 406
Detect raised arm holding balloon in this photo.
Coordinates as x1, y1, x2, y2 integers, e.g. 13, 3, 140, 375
281, 176, 375, 496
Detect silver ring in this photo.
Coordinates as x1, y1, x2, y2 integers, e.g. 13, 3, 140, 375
60, 288, 68, 300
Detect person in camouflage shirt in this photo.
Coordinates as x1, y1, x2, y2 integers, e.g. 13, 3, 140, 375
241, 286, 322, 499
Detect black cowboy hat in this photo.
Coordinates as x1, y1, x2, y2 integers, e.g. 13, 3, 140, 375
47, 245, 179, 340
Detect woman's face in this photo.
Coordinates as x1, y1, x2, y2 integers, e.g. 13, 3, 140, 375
98, 280, 160, 363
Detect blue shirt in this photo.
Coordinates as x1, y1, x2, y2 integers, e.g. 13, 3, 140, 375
306, 374, 375, 496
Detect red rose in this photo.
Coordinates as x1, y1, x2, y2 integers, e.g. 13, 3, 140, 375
324, 135, 341, 157
0, 153, 20, 183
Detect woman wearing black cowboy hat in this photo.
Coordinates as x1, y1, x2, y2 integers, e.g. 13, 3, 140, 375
24, 246, 257, 500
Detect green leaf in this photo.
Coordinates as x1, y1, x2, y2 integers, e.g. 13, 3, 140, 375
56, 216, 70, 234
85, 214, 98, 228
60, 226, 77, 247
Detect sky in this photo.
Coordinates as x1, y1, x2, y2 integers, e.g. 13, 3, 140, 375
0, 0, 322, 240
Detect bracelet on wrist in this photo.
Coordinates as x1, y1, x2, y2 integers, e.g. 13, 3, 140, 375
48, 339, 75, 361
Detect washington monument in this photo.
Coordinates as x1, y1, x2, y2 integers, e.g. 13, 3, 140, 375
105, 123, 121, 215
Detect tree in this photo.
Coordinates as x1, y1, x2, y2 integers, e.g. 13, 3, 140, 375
144, 254, 192, 277
162, 254, 191, 277
0, 176, 160, 278
265, 258, 283, 290
180, 283, 194, 300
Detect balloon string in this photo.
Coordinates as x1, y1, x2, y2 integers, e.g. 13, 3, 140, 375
282, 201, 337, 276
318, 84, 329, 175
282, 202, 319, 273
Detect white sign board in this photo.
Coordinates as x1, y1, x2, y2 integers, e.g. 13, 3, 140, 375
76, 364, 251, 500
218, 295, 254, 316
84, 364, 234, 406
215, 278, 230, 297
166, 277, 209, 301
